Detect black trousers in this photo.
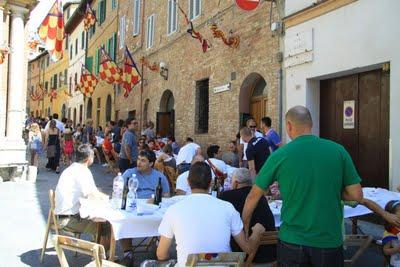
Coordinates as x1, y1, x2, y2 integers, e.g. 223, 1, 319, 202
277, 240, 344, 267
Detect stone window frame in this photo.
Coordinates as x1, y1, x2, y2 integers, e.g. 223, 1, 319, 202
119, 15, 126, 49
189, 0, 201, 21
132, 0, 141, 36
146, 14, 156, 49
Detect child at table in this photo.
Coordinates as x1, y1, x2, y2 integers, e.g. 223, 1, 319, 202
382, 200, 400, 267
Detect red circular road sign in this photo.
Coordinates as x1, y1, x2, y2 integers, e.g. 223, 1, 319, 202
236, 0, 261, 11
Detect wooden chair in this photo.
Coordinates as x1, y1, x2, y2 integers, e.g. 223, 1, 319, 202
245, 231, 278, 267
40, 189, 82, 263
186, 252, 246, 267
53, 235, 123, 267
102, 147, 118, 174
164, 166, 178, 193
344, 235, 373, 266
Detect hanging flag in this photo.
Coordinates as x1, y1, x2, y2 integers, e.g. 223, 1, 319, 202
38, 0, 64, 61
98, 46, 122, 84
173, 0, 209, 53
48, 88, 58, 102
122, 46, 141, 98
80, 65, 98, 97
210, 23, 240, 48
30, 84, 45, 101
84, 4, 97, 31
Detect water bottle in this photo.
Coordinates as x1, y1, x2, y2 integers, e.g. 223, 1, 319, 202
126, 174, 138, 212
111, 172, 124, 209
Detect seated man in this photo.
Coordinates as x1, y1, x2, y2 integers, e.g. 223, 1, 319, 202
157, 162, 265, 266
55, 144, 109, 246
175, 155, 204, 195
206, 144, 228, 179
120, 149, 170, 266
219, 168, 276, 265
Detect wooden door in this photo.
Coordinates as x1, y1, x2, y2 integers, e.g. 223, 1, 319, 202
250, 97, 263, 127
320, 69, 389, 188
157, 112, 173, 137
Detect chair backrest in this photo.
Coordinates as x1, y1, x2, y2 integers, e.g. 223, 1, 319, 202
164, 166, 177, 192
245, 231, 278, 267
53, 235, 106, 267
186, 252, 246, 267
49, 189, 56, 210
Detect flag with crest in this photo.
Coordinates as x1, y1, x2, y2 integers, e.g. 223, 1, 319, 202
122, 46, 141, 98
80, 65, 98, 97
84, 4, 97, 31
38, 0, 64, 61
98, 47, 122, 84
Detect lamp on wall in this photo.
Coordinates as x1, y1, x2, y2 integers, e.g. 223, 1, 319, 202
159, 61, 168, 80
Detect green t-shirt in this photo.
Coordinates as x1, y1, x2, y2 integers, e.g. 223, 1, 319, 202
255, 135, 361, 248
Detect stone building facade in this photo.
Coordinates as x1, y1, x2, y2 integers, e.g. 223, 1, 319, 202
116, 0, 282, 148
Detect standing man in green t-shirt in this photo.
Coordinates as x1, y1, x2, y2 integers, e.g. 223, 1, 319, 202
242, 106, 363, 267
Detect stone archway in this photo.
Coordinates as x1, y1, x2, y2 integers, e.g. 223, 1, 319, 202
157, 90, 175, 137
143, 98, 150, 126
239, 73, 268, 127
86, 98, 93, 119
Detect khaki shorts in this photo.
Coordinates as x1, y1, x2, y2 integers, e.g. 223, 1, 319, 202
58, 215, 110, 238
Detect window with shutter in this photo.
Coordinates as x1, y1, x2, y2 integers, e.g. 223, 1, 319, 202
112, 33, 117, 58
86, 56, 93, 73
133, 0, 141, 36
195, 79, 209, 134
81, 32, 85, 49
119, 16, 126, 49
103, 0, 107, 23
189, 0, 201, 21
167, 0, 178, 35
146, 14, 155, 49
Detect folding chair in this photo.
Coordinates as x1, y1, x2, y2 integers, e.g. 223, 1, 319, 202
40, 189, 83, 263
53, 235, 123, 267
102, 147, 118, 174
344, 235, 373, 266
245, 231, 278, 267
186, 252, 246, 267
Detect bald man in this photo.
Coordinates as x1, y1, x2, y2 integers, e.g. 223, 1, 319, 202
242, 106, 363, 267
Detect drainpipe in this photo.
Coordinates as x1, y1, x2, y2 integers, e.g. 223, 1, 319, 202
278, 68, 283, 137
139, 0, 145, 131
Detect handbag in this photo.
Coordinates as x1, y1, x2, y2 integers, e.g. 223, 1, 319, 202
47, 145, 56, 158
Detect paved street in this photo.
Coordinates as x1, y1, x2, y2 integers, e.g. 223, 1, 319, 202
0, 160, 388, 267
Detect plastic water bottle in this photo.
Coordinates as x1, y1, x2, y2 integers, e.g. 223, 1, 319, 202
126, 174, 138, 212
111, 172, 124, 209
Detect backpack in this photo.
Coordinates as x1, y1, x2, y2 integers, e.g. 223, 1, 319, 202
30, 134, 42, 151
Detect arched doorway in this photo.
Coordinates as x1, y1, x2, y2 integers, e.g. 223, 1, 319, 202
73, 108, 77, 126
143, 98, 150, 126
157, 90, 175, 137
106, 95, 112, 122
86, 98, 93, 119
239, 73, 268, 127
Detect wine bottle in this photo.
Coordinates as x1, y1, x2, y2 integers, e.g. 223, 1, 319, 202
211, 178, 219, 198
154, 177, 163, 205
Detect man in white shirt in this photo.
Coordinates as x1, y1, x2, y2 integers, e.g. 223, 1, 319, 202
157, 162, 265, 266
55, 144, 109, 244
44, 113, 65, 133
206, 144, 228, 179
176, 137, 201, 174
239, 118, 263, 168
176, 155, 205, 195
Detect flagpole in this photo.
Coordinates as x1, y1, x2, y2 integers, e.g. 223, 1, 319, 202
140, 61, 144, 131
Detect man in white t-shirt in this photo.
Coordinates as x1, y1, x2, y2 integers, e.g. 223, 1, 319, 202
239, 118, 263, 168
176, 155, 205, 195
157, 162, 265, 266
176, 137, 201, 174
44, 113, 65, 133
206, 144, 228, 179
55, 144, 109, 245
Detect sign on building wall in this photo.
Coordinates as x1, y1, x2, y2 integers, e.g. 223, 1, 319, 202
343, 100, 355, 129
213, 83, 231, 94
284, 29, 314, 68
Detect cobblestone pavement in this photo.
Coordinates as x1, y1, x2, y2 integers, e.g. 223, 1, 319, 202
0, 157, 388, 266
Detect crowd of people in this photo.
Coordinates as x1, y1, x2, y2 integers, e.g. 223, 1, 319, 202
28, 107, 400, 267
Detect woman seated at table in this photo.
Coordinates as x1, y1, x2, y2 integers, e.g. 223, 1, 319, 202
156, 144, 176, 170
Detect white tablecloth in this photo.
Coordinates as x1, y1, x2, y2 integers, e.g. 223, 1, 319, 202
80, 196, 185, 240
269, 187, 400, 227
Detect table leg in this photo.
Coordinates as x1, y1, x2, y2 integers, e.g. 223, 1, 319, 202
109, 226, 116, 262
352, 218, 358, 234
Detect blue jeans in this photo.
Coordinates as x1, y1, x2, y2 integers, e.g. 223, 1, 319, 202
277, 240, 343, 267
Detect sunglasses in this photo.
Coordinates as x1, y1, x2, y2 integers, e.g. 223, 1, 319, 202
249, 126, 257, 128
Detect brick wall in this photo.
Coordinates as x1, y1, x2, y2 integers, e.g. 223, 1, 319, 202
116, 0, 282, 150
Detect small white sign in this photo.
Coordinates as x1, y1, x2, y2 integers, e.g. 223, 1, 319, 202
284, 51, 313, 68
284, 29, 314, 58
213, 83, 231, 94
343, 100, 355, 129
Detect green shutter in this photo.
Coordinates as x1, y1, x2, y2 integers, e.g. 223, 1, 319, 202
103, 0, 107, 22
108, 38, 112, 59
86, 57, 93, 73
